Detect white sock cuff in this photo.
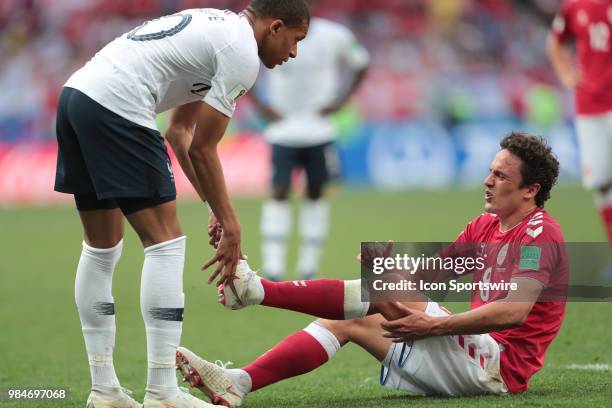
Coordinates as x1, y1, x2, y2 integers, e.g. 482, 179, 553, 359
344, 279, 370, 319
301, 199, 329, 211
144, 236, 186, 254
304, 321, 341, 360
82, 239, 123, 256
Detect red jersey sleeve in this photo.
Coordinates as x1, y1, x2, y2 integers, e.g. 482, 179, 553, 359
551, 0, 575, 44
511, 217, 566, 288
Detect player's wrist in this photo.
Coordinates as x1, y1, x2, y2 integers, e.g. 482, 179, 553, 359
430, 315, 452, 336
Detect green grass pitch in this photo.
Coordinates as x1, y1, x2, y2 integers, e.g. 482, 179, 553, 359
1, 187, 610, 407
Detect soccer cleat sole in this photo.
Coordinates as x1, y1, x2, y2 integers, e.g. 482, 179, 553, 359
175, 351, 231, 407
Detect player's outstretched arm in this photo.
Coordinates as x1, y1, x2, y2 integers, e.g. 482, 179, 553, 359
188, 102, 243, 286
166, 101, 222, 247
546, 33, 579, 89
381, 277, 544, 342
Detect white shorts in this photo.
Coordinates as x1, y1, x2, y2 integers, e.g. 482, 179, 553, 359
575, 112, 612, 190
380, 302, 507, 396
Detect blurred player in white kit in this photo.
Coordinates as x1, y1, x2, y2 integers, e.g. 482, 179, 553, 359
254, 2, 370, 280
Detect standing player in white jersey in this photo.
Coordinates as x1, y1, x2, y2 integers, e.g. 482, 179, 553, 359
53, 2, 309, 407
254, 11, 369, 281
547, 0, 612, 244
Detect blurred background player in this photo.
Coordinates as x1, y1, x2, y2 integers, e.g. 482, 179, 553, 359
253, 1, 370, 281
53, 2, 309, 407
548, 0, 612, 244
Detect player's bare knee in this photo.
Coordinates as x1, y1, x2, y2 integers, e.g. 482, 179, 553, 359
126, 202, 183, 247
316, 319, 352, 344
272, 187, 290, 201
79, 208, 124, 249
599, 182, 612, 195
84, 235, 123, 249
306, 184, 324, 200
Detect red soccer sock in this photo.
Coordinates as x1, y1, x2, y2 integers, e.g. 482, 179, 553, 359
260, 278, 345, 320
243, 330, 329, 391
601, 205, 612, 242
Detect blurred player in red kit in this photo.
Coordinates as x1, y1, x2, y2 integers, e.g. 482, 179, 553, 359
548, 0, 612, 243
177, 132, 568, 404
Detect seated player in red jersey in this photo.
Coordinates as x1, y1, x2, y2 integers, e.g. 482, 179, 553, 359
178, 132, 567, 405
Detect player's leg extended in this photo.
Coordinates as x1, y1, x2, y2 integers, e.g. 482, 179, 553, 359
220, 270, 368, 318
123, 198, 188, 402
296, 143, 336, 279
176, 315, 393, 407
260, 144, 295, 280
220, 265, 427, 321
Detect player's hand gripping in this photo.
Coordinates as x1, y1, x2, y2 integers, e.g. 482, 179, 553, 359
202, 223, 243, 287
358, 241, 394, 271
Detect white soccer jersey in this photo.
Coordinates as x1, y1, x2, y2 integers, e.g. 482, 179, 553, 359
65, 9, 260, 131
264, 18, 369, 147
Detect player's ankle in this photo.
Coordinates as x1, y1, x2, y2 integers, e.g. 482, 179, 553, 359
226, 368, 252, 396
91, 384, 123, 396
145, 384, 179, 400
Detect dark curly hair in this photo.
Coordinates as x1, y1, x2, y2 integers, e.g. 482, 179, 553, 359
500, 131, 559, 208
247, 0, 310, 27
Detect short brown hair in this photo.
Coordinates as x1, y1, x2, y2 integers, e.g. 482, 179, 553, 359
500, 131, 559, 208
247, 0, 310, 27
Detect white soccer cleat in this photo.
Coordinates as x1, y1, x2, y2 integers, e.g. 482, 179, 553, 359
176, 347, 245, 407
142, 387, 216, 408
217, 260, 263, 310
86, 387, 141, 408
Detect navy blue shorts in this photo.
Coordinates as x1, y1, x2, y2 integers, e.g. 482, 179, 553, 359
54, 87, 176, 201
271, 142, 341, 190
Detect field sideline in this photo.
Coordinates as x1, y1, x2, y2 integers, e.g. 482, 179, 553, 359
1, 187, 610, 407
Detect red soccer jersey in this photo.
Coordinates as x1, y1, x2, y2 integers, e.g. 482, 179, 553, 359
551, 0, 612, 114
455, 209, 568, 393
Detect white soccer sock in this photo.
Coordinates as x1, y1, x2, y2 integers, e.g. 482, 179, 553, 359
297, 200, 330, 278
344, 279, 370, 319
304, 321, 342, 359
225, 368, 253, 397
75, 239, 123, 391
261, 200, 292, 279
141, 236, 186, 398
